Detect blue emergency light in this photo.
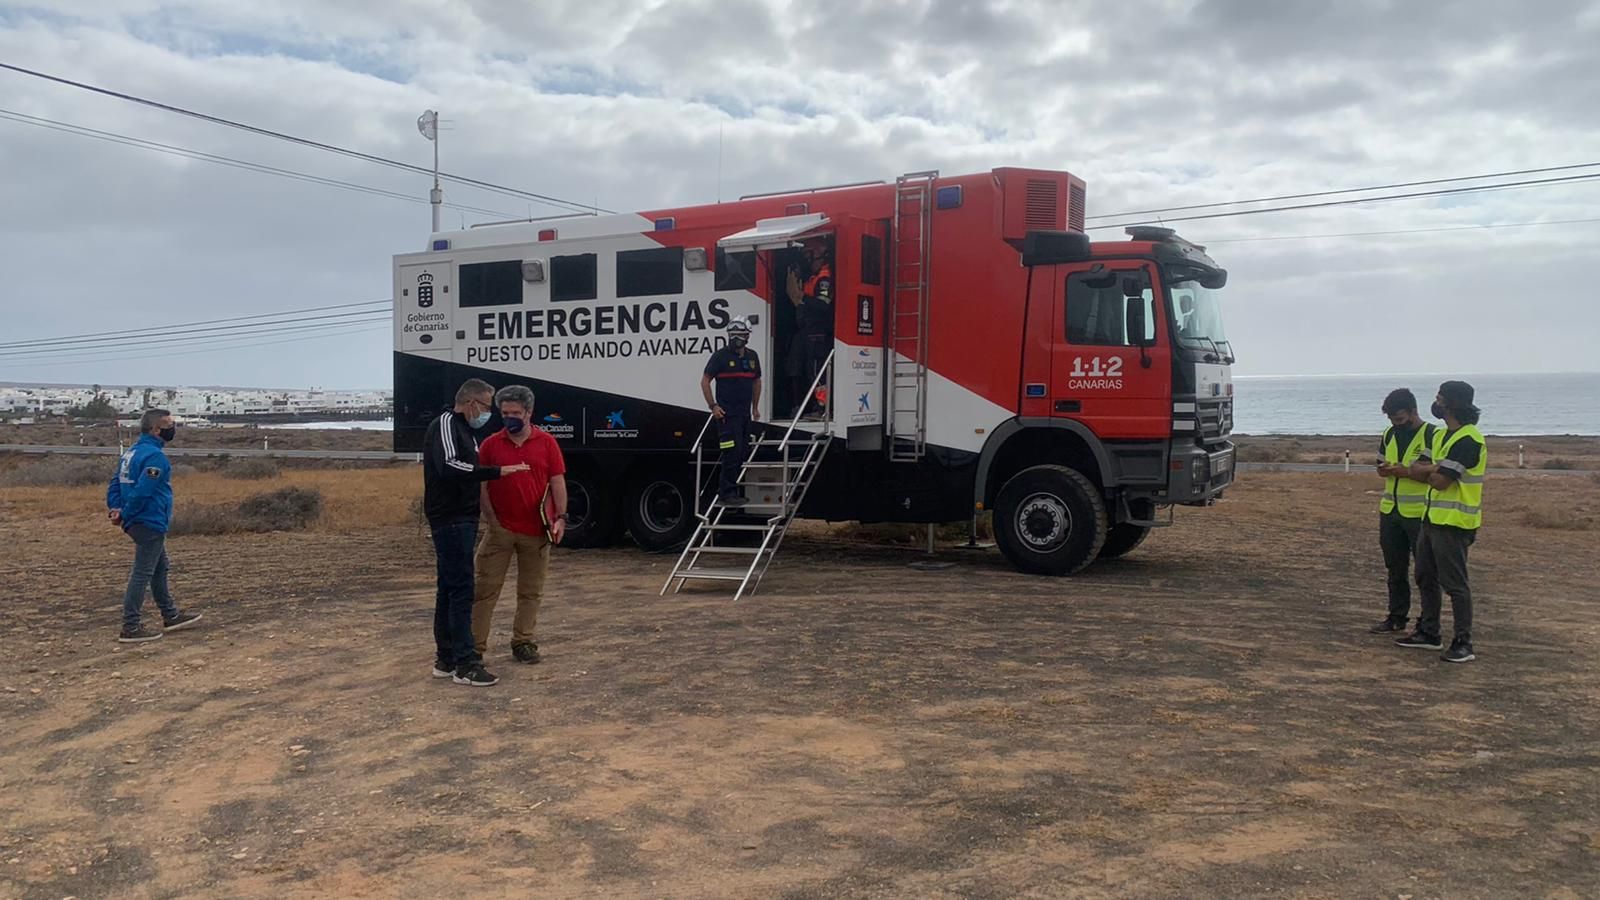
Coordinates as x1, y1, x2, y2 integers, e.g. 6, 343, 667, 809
654, 218, 676, 231
431, 239, 450, 251
936, 185, 963, 209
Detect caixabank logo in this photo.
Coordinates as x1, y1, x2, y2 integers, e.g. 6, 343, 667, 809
592, 409, 639, 440
539, 412, 576, 438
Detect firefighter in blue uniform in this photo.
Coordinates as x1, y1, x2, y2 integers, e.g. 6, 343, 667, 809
700, 316, 762, 506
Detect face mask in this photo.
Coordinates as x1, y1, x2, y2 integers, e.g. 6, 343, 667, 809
1430, 402, 1447, 420
157, 426, 176, 443
503, 416, 526, 434
469, 410, 493, 429
729, 334, 748, 349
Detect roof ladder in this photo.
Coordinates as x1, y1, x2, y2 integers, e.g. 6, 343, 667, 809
888, 170, 936, 462
662, 352, 835, 601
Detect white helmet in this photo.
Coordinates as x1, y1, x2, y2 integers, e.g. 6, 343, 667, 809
727, 315, 752, 335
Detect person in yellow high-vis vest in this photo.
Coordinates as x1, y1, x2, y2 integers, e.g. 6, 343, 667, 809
1371, 389, 1436, 634
1393, 381, 1485, 663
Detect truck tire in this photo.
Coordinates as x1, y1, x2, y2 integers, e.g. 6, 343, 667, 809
993, 465, 1106, 576
624, 470, 697, 552
1097, 523, 1151, 560
559, 469, 619, 549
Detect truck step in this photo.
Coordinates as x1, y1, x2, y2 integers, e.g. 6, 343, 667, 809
702, 523, 772, 531
689, 545, 763, 555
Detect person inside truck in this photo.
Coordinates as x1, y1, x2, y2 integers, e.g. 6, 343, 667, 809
786, 242, 834, 418
700, 316, 762, 506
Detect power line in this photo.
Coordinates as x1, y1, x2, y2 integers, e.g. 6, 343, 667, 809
0, 322, 389, 370
2, 308, 392, 353
1086, 172, 1600, 230
0, 62, 612, 215
1087, 161, 1600, 221
0, 108, 520, 220
1198, 216, 1600, 244
0, 299, 390, 349
0, 315, 392, 359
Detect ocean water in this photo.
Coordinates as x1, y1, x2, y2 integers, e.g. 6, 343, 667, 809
1232, 372, 1600, 436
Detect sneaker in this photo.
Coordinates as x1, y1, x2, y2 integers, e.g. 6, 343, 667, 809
118, 625, 163, 643
512, 642, 541, 664
1369, 617, 1408, 634
431, 662, 455, 679
1441, 637, 1476, 664
720, 494, 748, 508
452, 664, 499, 687
1395, 632, 1443, 651
162, 612, 203, 632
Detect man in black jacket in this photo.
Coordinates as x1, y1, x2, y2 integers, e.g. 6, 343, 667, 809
423, 378, 527, 686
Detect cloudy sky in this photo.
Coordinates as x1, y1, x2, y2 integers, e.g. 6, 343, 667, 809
2, 0, 1598, 388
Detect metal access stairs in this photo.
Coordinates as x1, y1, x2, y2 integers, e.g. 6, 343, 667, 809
661, 351, 835, 601
888, 170, 936, 462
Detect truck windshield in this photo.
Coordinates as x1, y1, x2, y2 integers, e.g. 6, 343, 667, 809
1168, 278, 1232, 362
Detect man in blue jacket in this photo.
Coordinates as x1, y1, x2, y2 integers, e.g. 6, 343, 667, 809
106, 408, 201, 643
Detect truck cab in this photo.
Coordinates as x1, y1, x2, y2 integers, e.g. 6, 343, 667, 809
974, 226, 1236, 575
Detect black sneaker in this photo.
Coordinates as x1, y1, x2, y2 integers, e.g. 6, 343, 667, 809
511, 642, 541, 664
452, 664, 499, 687
1442, 637, 1476, 663
118, 625, 163, 643
1369, 617, 1408, 634
1395, 632, 1443, 650
431, 661, 455, 679
720, 494, 748, 508
162, 612, 203, 632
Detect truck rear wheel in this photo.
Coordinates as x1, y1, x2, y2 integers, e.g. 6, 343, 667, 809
624, 470, 696, 552
993, 465, 1106, 576
1097, 523, 1151, 560
559, 469, 618, 549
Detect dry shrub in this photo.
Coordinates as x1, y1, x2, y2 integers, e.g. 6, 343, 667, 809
221, 457, 281, 480
0, 456, 110, 487
1541, 458, 1575, 471
171, 486, 324, 535
1523, 508, 1594, 531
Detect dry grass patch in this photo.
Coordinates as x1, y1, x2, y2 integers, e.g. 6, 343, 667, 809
171, 486, 324, 535
0, 456, 109, 487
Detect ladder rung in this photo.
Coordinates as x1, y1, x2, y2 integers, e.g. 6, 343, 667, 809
703, 523, 773, 532
674, 567, 750, 580
689, 545, 763, 555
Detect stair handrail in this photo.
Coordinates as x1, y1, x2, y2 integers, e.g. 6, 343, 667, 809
688, 411, 717, 520
775, 348, 834, 506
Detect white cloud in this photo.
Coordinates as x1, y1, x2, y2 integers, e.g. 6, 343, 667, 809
1, 0, 1598, 387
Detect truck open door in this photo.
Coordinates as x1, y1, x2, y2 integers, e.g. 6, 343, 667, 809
830, 216, 888, 441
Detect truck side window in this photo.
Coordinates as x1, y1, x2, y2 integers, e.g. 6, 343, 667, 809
714, 248, 757, 292
860, 234, 883, 286
1065, 270, 1153, 346
459, 261, 523, 308
551, 253, 598, 302
617, 247, 684, 298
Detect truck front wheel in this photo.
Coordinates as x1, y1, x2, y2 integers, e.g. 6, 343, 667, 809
993, 465, 1107, 576
1097, 523, 1151, 560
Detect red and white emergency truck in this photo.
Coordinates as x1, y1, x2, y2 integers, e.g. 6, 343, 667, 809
394, 167, 1235, 578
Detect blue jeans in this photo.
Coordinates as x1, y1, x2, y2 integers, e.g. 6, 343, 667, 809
430, 519, 481, 670
122, 524, 179, 629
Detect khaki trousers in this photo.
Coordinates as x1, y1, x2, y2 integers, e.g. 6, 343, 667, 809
471, 523, 551, 655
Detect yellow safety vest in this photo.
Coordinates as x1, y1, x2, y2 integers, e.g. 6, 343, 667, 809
1380, 424, 1434, 518
1426, 424, 1485, 530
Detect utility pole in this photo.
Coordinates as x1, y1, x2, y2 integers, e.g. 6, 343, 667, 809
417, 109, 442, 233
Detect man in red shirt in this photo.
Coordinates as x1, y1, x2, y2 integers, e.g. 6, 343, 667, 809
472, 384, 568, 664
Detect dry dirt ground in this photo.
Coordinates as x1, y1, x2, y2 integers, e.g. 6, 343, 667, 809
1, 463, 1598, 899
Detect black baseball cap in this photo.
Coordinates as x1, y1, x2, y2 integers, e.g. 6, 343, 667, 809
1438, 380, 1479, 416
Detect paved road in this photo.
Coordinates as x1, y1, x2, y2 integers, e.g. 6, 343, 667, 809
1236, 461, 1589, 477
